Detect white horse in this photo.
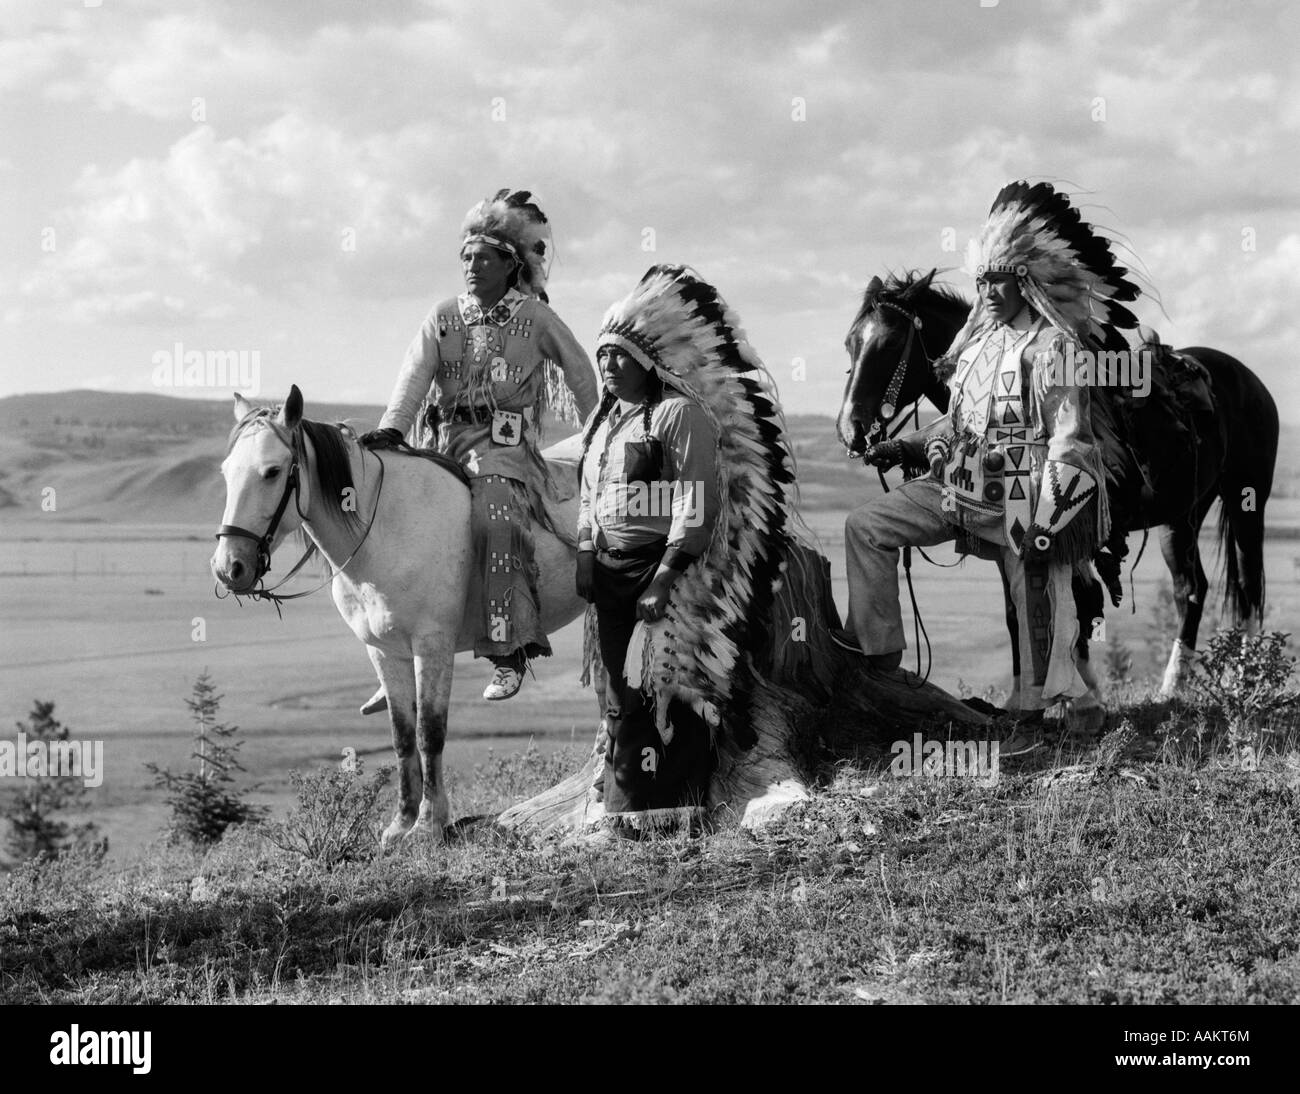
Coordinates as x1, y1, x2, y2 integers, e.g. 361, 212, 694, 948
211, 385, 591, 847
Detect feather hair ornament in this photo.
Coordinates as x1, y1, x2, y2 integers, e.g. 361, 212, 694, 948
949, 180, 1143, 354
460, 188, 553, 300
594, 265, 796, 748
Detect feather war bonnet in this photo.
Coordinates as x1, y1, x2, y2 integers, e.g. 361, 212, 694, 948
594, 264, 796, 748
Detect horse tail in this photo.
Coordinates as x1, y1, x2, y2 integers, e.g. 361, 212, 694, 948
1217, 473, 1268, 625
1206, 351, 1278, 626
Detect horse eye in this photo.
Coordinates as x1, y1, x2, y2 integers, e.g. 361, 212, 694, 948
264, 466, 281, 480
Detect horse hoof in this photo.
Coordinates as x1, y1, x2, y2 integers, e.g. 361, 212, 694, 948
381, 818, 414, 850
361, 688, 388, 716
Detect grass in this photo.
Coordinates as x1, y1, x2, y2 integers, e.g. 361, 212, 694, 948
2, 682, 1299, 1005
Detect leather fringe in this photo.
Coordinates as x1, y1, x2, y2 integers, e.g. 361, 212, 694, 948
579, 602, 601, 689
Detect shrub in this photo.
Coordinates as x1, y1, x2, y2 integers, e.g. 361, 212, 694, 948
1188, 630, 1299, 758
145, 672, 265, 846
468, 740, 581, 810
263, 754, 392, 869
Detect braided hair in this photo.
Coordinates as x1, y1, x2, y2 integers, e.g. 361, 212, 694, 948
577, 390, 618, 483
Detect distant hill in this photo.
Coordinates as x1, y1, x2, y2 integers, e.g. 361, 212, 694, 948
0, 389, 1294, 525
0, 389, 891, 523
0, 390, 415, 524
0, 389, 388, 439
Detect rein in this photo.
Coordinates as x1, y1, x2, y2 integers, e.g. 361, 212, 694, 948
214, 417, 387, 614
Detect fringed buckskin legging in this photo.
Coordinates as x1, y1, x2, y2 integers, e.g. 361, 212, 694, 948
470, 474, 550, 661
592, 542, 714, 815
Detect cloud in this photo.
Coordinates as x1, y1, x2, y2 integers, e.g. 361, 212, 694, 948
0, 0, 1295, 423
69, 291, 201, 326
12, 118, 459, 323
1140, 230, 1300, 346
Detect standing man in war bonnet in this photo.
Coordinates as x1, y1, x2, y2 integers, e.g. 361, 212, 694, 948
361, 189, 598, 706
576, 265, 795, 829
842, 181, 1142, 729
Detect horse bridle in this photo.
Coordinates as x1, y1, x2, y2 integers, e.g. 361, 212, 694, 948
869, 298, 927, 441
214, 415, 385, 607
215, 418, 308, 587
847, 296, 930, 454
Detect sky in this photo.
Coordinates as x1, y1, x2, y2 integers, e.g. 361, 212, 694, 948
2, 0, 1297, 422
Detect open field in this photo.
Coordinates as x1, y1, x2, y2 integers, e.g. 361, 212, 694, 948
2, 498, 1298, 863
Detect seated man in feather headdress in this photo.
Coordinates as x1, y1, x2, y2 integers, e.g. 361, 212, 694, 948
843, 182, 1141, 726
362, 190, 598, 704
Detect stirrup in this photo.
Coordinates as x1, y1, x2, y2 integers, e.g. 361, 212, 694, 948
483, 662, 524, 701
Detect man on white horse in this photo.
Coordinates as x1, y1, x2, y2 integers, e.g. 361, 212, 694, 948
362, 190, 598, 702
842, 181, 1141, 729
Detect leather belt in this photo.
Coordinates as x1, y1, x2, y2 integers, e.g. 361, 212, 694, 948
449, 406, 486, 425
595, 537, 667, 561
597, 546, 641, 560
448, 405, 535, 426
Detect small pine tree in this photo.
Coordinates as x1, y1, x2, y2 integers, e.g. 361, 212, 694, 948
2, 700, 106, 862
145, 671, 265, 846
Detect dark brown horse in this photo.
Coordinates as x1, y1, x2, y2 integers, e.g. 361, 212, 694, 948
837, 269, 1277, 694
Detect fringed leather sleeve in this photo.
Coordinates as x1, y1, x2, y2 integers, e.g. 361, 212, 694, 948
536, 309, 599, 425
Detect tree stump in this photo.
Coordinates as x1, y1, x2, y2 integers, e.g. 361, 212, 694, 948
497, 540, 988, 835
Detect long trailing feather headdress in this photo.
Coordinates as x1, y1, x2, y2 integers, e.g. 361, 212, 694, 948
595, 265, 796, 747
460, 188, 553, 300
951, 180, 1142, 352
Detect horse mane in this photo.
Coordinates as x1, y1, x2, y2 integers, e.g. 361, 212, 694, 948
301, 418, 367, 532
852, 269, 971, 331
226, 407, 365, 532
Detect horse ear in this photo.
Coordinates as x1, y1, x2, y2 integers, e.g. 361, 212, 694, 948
233, 393, 254, 421
866, 275, 884, 295
278, 385, 303, 429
